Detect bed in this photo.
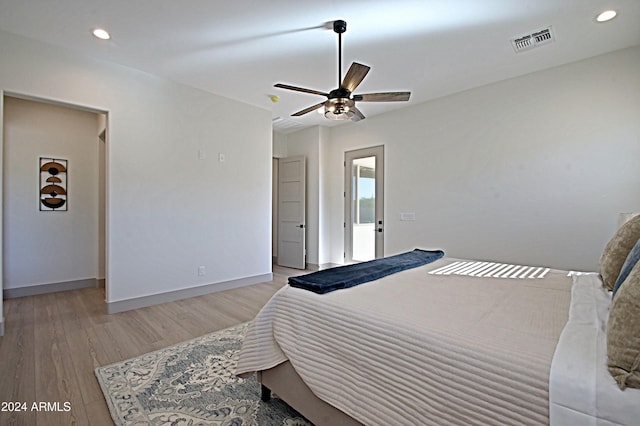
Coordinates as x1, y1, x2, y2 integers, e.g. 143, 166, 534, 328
236, 223, 640, 425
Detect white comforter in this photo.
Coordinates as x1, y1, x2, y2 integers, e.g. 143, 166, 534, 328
236, 257, 572, 426
550, 274, 640, 426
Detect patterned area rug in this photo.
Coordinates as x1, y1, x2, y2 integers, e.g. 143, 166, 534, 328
95, 322, 312, 425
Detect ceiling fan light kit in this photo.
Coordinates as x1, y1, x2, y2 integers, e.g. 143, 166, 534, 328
324, 97, 355, 120
275, 19, 410, 122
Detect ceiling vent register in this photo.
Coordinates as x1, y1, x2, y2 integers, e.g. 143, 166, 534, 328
511, 26, 554, 53
272, 117, 309, 133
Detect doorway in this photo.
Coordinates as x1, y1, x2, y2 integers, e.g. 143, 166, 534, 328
345, 146, 384, 263
1, 94, 107, 307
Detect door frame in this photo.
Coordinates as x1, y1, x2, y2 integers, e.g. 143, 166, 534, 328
344, 145, 384, 263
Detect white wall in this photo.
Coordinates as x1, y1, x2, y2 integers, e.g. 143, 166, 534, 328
97, 114, 107, 279
272, 131, 287, 259
317, 126, 331, 266
4, 97, 99, 289
272, 131, 288, 158
0, 30, 272, 307
325, 46, 640, 271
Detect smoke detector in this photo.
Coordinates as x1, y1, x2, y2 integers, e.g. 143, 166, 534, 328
511, 26, 555, 53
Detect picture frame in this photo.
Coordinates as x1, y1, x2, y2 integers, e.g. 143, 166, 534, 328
39, 157, 68, 211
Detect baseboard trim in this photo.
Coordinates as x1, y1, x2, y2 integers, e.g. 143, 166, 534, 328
106, 273, 273, 314
0, 317, 4, 337
3, 278, 100, 299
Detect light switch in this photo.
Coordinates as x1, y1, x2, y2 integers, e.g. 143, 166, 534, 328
218, 153, 226, 163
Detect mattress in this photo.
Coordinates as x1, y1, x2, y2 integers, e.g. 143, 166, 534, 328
236, 257, 572, 425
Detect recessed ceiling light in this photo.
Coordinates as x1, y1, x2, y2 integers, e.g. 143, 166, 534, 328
596, 10, 617, 22
92, 28, 111, 40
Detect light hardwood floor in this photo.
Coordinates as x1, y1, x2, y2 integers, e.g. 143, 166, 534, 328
0, 266, 301, 425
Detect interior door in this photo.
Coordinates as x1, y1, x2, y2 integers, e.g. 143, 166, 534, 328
345, 146, 384, 263
277, 156, 306, 269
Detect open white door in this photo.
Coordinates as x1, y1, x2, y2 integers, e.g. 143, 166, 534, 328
345, 146, 384, 263
277, 156, 306, 269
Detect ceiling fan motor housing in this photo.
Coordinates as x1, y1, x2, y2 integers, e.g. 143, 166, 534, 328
329, 88, 351, 99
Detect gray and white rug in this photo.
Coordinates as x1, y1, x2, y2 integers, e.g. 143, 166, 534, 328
95, 322, 312, 425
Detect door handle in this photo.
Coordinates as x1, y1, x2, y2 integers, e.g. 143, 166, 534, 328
298, 224, 305, 228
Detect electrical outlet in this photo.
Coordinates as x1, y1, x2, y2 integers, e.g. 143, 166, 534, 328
198, 266, 206, 276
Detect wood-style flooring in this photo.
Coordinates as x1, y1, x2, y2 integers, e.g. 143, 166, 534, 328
0, 265, 301, 425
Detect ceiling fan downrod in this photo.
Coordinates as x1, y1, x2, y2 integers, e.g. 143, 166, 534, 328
334, 20, 347, 89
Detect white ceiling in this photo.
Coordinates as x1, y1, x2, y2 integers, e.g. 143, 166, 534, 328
1, 1, 639, 133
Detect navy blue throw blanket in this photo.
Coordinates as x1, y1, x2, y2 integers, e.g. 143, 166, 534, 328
288, 248, 444, 294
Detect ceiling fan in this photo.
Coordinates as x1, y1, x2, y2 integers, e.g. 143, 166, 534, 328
274, 20, 411, 122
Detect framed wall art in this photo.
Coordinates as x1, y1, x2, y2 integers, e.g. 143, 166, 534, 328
39, 157, 68, 211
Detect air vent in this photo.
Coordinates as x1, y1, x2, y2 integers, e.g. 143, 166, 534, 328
272, 117, 310, 134
511, 26, 554, 53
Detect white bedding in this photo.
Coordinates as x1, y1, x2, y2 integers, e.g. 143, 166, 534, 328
550, 273, 640, 425
237, 257, 573, 425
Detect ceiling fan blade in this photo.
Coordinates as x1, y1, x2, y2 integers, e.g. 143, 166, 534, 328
274, 83, 329, 97
351, 107, 365, 122
341, 62, 370, 93
292, 102, 326, 117
353, 92, 411, 102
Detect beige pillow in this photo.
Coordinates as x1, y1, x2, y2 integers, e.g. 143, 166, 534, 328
600, 215, 640, 291
607, 259, 640, 390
